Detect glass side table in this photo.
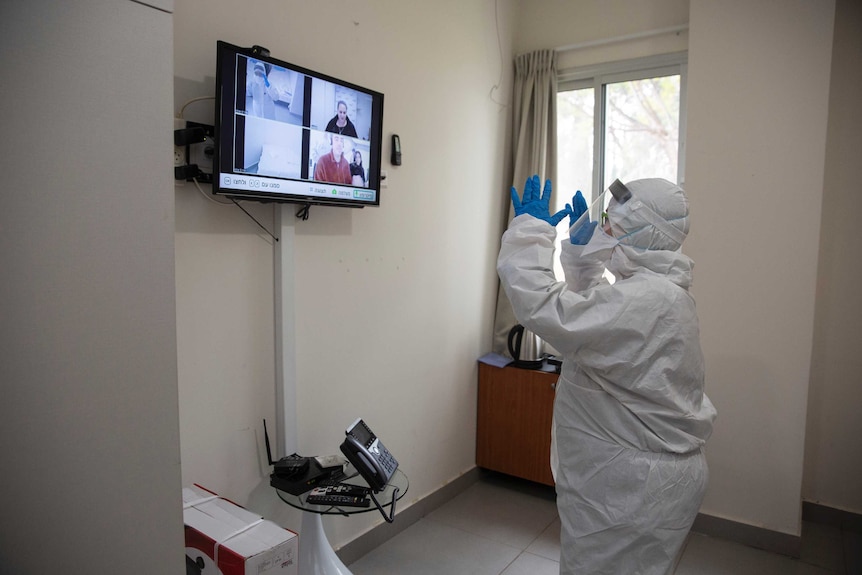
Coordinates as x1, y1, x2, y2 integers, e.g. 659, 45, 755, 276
274, 466, 408, 575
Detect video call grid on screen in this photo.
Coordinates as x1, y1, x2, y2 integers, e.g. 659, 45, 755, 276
219, 48, 381, 203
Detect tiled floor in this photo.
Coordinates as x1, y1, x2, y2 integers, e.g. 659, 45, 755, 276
349, 473, 861, 575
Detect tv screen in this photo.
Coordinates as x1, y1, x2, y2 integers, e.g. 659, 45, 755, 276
214, 41, 384, 208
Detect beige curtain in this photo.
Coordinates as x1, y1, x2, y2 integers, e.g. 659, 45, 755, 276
491, 49, 558, 355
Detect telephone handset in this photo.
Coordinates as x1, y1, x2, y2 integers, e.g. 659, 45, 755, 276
339, 418, 399, 492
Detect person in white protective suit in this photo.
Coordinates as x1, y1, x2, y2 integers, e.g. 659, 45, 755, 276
497, 175, 717, 575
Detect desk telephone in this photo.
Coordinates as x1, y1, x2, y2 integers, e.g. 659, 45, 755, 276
339, 418, 399, 492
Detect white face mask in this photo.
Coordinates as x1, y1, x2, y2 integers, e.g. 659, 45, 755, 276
581, 224, 619, 259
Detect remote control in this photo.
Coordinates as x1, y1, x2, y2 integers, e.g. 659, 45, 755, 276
306, 492, 370, 507
308, 484, 370, 496
327, 484, 370, 497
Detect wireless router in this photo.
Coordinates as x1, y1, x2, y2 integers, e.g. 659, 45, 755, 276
263, 420, 342, 495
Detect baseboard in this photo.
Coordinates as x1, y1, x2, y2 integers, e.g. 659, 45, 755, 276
802, 500, 862, 533
691, 513, 801, 558
335, 467, 482, 566
692, 502, 862, 558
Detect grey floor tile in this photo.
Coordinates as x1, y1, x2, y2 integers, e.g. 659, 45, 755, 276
501, 552, 560, 575
843, 528, 862, 575
525, 518, 561, 561
671, 533, 693, 573
675, 533, 835, 575
348, 518, 521, 575
426, 478, 558, 550
800, 521, 845, 573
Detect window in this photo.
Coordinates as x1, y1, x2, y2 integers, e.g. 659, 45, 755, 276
553, 53, 687, 277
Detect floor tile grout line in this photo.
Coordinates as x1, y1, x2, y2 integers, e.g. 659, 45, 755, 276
498, 551, 521, 575
348, 516, 526, 573
499, 550, 561, 575
672, 532, 693, 574
421, 513, 536, 553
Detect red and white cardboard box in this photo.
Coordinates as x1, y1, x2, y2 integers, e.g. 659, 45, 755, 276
183, 484, 298, 575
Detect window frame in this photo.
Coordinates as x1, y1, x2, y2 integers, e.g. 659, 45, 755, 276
557, 51, 689, 194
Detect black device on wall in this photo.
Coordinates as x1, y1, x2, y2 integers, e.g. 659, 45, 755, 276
214, 41, 385, 208
391, 134, 401, 165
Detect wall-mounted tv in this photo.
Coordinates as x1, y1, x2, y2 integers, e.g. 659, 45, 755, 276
214, 41, 384, 208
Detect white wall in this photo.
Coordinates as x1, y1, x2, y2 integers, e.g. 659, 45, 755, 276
514, 0, 689, 68
174, 0, 515, 548
685, 0, 834, 536
0, 1, 183, 573
804, 0, 862, 515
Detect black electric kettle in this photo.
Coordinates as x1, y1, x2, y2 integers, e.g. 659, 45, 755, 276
507, 324, 545, 369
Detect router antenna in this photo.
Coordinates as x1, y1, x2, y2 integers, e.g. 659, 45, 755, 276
263, 419, 275, 466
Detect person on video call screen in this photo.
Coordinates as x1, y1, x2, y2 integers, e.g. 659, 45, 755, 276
324, 100, 358, 137
313, 133, 352, 184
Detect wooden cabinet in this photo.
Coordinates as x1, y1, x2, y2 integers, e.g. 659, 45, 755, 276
476, 362, 557, 486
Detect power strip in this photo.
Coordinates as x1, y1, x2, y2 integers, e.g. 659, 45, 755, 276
174, 118, 187, 186
185, 120, 214, 183
173, 119, 215, 184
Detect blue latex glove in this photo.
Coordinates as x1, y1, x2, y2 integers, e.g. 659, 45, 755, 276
510, 175, 570, 226
566, 191, 597, 245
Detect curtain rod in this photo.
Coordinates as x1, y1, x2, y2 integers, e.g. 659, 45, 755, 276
555, 24, 688, 53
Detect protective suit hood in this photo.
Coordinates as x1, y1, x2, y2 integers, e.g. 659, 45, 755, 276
604, 177, 694, 288
608, 244, 694, 289
609, 178, 689, 251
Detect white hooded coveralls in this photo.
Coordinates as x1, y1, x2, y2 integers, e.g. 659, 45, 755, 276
497, 179, 716, 575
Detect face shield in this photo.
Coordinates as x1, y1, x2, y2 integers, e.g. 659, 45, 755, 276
569, 178, 689, 252
609, 178, 689, 251
567, 179, 631, 244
